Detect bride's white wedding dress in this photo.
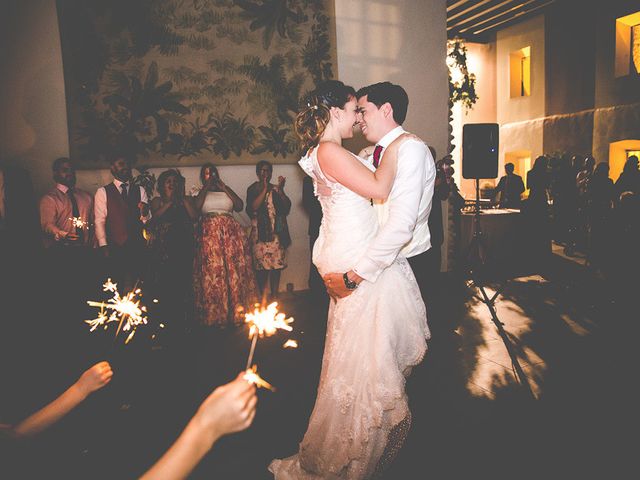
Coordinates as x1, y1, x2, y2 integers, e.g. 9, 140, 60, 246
269, 148, 430, 479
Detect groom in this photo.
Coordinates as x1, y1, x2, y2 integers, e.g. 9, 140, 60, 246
323, 81, 436, 300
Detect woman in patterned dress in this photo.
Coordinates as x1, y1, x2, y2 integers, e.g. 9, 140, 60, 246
192, 163, 258, 327
246, 160, 291, 299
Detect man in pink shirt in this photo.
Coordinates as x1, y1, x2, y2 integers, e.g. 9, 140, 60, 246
39, 157, 95, 314
39, 157, 93, 248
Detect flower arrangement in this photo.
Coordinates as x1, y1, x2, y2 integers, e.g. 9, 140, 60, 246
447, 38, 479, 110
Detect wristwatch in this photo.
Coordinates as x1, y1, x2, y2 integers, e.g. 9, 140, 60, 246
343, 272, 358, 290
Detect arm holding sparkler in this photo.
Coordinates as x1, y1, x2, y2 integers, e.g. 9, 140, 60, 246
141, 373, 257, 480
12, 362, 113, 438
39, 193, 79, 242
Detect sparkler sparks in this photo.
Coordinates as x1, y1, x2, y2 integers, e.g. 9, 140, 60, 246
85, 279, 148, 344
283, 339, 298, 348
69, 216, 89, 230
244, 301, 294, 369
243, 365, 275, 391
244, 302, 294, 338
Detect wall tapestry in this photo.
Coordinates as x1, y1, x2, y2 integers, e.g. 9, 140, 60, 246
56, 0, 336, 166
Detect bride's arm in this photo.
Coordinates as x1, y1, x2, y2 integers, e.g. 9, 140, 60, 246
317, 135, 417, 201
317, 142, 396, 200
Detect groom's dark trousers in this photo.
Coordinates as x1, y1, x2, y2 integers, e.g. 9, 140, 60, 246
408, 246, 442, 330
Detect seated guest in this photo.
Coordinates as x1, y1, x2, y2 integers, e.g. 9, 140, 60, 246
246, 160, 291, 300
149, 169, 198, 329
94, 153, 151, 290
493, 162, 525, 209
193, 163, 257, 327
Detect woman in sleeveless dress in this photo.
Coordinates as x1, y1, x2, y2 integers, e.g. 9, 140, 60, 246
192, 163, 258, 327
269, 81, 430, 479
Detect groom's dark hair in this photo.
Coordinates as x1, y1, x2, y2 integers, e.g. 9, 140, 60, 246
356, 82, 408, 125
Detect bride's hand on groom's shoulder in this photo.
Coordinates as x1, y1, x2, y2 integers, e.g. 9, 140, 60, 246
358, 145, 375, 158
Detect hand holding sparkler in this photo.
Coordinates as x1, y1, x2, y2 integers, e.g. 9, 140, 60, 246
196, 373, 258, 437
140, 373, 257, 480
75, 361, 113, 398
12, 361, 113, 438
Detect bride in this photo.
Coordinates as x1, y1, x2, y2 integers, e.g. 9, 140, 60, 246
269, 80, 430, 479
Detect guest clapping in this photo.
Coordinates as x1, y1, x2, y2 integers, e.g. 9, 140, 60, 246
193, 164, 257, 327
246, 160, 291, 300
149, 169, 198, 327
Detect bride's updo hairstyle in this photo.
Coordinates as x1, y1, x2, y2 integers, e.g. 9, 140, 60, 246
295, 80, 356, 154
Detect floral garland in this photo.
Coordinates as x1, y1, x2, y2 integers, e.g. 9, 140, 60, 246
447, 38, 478, 110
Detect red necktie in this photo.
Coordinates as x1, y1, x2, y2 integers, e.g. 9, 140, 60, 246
372, 145, 383, 169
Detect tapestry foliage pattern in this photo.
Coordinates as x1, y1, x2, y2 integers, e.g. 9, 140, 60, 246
56, 0, 336, 166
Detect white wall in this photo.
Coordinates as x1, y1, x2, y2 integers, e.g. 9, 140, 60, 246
335, 0, 449, 158
496, 15, 546, 125
335, 0, 450, 268
1, 0, 450, 285
0, 0, 69, 194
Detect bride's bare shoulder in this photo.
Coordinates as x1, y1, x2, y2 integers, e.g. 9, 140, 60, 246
317, 141, 352, 162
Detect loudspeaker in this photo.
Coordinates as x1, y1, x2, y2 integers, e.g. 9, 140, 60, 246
462, 123, 499, 179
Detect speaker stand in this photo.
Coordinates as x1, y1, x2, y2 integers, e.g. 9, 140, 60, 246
464, 178, 536, 400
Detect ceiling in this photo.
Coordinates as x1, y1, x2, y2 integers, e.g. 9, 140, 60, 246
447, 0, 558, 43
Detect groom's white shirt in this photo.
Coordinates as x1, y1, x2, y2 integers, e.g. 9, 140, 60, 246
353, 126, 436, 283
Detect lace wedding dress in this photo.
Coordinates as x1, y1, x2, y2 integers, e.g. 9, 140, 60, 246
269, 148, 430, 479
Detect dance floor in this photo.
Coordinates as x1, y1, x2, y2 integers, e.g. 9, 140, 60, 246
1, 252, 635, 479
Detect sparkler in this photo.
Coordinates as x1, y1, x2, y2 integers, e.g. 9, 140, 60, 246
243, 301, 293, 369
69, 216, 89, 230
283, 339, 298, 348
243, 365, 275, 391
85, 279, 148, 344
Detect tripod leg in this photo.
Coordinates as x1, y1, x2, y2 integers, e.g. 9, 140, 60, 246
477, 285, 536, 400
